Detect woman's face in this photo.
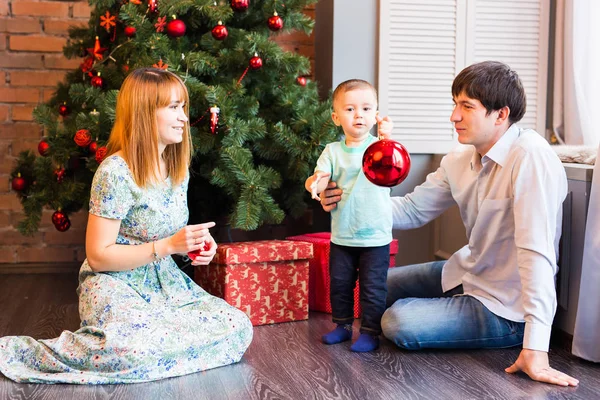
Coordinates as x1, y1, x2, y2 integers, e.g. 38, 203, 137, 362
156, 87, 188, 150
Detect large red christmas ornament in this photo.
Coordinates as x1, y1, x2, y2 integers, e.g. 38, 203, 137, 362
362, 139, 411, 187
38, 139, 50, 156
296, 76, 307, 86
51, 210, 67, 226
91, 73, 104, 88
58, 103, 70, 116
249, 53, 263, 70
267, 11, 284, 31
11, 173, 27, 191
211, 21, 228, 40
89, 141, 98, 153
95, 146, 108, 164
124, 26, 137, 37
54, 167, 66, 183
166, 17, 186, 37
231, 0, 249, 12
210, 106, 220, 134
74, 129, 92, 147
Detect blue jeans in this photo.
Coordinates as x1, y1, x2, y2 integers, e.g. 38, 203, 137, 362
330, 243, 390, 335
381, 261, 525, 349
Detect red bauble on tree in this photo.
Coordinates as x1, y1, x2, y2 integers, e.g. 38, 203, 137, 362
91, 72, 104, 88
55, 218, 71, 232
95, 146, 108, 164
362, 139, 411, 187
74, 129, 92, 147
54, 167, 66, 183
296, 76, 307, 86
148, 0, 158, 13
124, 26, 137, 37
38, 139, 50, 157
249, 53, 263, 70
210, 106, 220, 134
51, 210, 67, 226
267, 11, 284, 31
166, 16, 186, 37
89, 141, 98, 153
231, 0, 249, 12
58, 103, 70, 116
11, 173, 27, 191
211, 21, 228, 40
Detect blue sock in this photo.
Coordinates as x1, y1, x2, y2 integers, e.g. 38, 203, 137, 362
350, 333, 379, 352
321, 324, 353, 344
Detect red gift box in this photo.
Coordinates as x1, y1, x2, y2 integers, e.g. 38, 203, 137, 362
194, 240, 313, 326
286, 232, 398, 318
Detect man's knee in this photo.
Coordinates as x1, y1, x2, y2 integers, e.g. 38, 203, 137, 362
381, 303, 417, 350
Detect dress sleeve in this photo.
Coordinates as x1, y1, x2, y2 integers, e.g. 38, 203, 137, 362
88, 159, 135, 220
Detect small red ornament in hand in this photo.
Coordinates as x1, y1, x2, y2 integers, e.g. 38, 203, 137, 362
74, 129, 92, 147
211, 21, 228, 40
95, 146, 108, 164
362, 139, 411, 187
296, 76, 307, 86
11, 173, 27, 191
187, 241, 211, 260
231, 0, 249, 12
124, 26, 137, 37
58, 103, 70, 116
166, 17, 186, 37
249, 53, 263, 70
91, 73, 104, 88
38, 140, 50, 156
267, 11, 283, 31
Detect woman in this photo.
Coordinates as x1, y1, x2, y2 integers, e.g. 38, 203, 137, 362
0, 68, 253, 384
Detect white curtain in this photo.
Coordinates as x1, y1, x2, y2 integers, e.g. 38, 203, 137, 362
552, 0, 600, 146
572, 145, 600, 362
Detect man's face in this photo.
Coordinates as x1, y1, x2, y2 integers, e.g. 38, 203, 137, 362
450, 91, 503, 155
331, 88, 378, 142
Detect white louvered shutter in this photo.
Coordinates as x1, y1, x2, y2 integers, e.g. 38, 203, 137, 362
379, 0, 550, 154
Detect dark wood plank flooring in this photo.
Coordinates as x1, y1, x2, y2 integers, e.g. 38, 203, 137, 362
0, 273, 598, 400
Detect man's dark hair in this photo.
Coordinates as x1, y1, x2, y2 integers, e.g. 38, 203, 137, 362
452, 61, 526, 124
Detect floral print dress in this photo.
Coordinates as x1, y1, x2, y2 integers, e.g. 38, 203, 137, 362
0, 155, 253, 384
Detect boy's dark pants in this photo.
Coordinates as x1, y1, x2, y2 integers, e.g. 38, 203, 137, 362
329, 242, 390, 335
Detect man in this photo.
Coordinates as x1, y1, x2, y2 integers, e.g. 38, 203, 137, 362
319, 61, 578, 386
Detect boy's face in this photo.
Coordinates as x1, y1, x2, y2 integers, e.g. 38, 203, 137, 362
450, 91, 506, 155
331, 88, 378, 142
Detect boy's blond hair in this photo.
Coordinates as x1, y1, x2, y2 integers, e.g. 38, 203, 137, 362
332, 79, 378, 109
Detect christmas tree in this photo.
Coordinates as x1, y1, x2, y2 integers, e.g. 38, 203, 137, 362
10, 0, 338, 235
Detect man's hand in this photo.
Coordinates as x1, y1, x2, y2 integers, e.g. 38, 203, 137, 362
320, 181, 342, 212
310, 171, 331, 201
376, 114, 394, 139
505, 349, 579, 386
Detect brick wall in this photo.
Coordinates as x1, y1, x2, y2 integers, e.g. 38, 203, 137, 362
0, 1, 315, 272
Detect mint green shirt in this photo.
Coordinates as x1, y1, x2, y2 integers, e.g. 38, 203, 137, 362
315, 135, 392, 247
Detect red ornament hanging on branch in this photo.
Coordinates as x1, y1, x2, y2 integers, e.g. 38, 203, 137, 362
74, 129, 92, 147
87, 36, 107, 61
89, 140, 98, 154
54, 167, 66, 183
52, 210, 71, 232
91, 72, 104, 88
362, 139, 411, 187
58, 102, 70, 116
38, 139, 50, 157
210, 106, 220, 134
296, 76, 307, 86
95, 146, 108, 164
267, 11, 284, 31
211, 21, 228, 40
148, 0, 158, 13
166, 15, 186, 37
11, 173, 27, 192
231, 0, 249, 12
100, 10, 116, 33
124, 26, 137, 38
249, 53, 263, 70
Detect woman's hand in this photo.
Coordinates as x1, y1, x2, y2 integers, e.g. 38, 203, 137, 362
163, 222, 216, 256
189, 233, 217, 266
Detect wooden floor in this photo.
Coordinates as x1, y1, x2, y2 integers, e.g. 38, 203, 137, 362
0, 273, 599, 400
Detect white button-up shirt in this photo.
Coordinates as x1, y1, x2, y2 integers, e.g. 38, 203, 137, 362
392, 125, 567, 351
